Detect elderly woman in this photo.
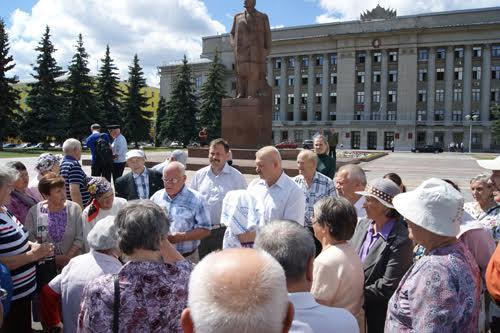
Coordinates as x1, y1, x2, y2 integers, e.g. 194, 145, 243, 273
310, 197, 365, 333
313, 134, 335, 179
5, 162, 41, 224
0, 164, 53, 333
40, 215, 122, 333
81, 177, 126, 252
29, 153, 62, 201
78, 200, 192, 332
385, 178, 481, 331
25, 173, 83, 271
350, 178, 413, 333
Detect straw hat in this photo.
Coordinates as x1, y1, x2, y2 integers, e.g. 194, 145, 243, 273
355, 178, 401, 208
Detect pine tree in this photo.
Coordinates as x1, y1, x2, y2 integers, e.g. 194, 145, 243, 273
0, 18, 20, 149
96, 45, 122, 124
198, 52, 227, 140
65, 34, 96, 140
154, 96, 167, 146
162, 56, 198, 145
24, 25, 66, 145
122, 54, 151, 147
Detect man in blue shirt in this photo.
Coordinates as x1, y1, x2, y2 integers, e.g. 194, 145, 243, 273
85, 124, 112, 181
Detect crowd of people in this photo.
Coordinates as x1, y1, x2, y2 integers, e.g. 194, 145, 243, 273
0, 127, 499, 333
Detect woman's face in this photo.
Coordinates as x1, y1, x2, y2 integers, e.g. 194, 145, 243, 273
406, 220, 426, 243
0, 182, 14, 206
47, 186, 66, 207
470, 181, 493, 205
13, 169, 29, 192
362, 196, 386, 221
313, 139, 327, 155
97, 191, 114, 210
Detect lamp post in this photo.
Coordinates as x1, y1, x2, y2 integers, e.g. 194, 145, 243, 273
464, 113, 479, 153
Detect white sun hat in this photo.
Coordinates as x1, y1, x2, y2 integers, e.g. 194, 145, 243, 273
393, 178, 464, 237
355, 178, 401, 209
87, 215, 119, 250
477, 156, 500, 170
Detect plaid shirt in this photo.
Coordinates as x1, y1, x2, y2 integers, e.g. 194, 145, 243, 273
133, 167, 150, 199
293, 172, 336, 227
150, 186, 211, 254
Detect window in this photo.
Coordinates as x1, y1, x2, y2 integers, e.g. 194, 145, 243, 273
274, 94, 280, 105
388, 91, 397, 103
316, 93, 322, 104
273, 112, 280, 121
275, 58, 282, 69
302, 57, 309, 67
389, 51, 398, 62
231, 81, 237, 91
453, 89, 462, 102
315, 56, 323, 66
329, 111, 336, 120
418, 90, 427, 102
418, 49, 429, 60
472, 133, 482, 145
452, 110, 463, 121
387, 111, 397, 120
330, 53, 337, 65
288, 75, 295, 86
354, 111, 362, 120
274, 76, 280, 87
315, 74, 323, 85
454, 48, 464, 59
330, 92, 337, 104
389, 70, 397, 83
357, 53, 366, 64
436, 68, 445, 81
491, 89, 499, 103
373, 71, 381, 83
287, 94, 294, 105
417, 110, 427, 121
473, 47, 482, 58
195, 76, 203, 89
472, 67, 482, 80
372, 91, 381, 103
330, 73, 337, 85
436, 48, 446, 60
373, 52, 381, 63
356, 91, 365, 104
434, 110, 445, 121
301, 93, 308, 104
492, 66, 500, 80
493, 46, 500, 57
472, 89, 481, 102
288, 57, 295, 68
418, 69, 428, 81
436, 89, 444, 102
302, 75, 308, 85
454, 67, 463, 81
357, 72, 365, 84
294, 131, 303, 143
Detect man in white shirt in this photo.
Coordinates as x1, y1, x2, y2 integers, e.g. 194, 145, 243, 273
335, 164, 367, 219
255, 221, 360, 333
191, 139, 247, 258
108, 124, 128, 184
247, 146, 305, 225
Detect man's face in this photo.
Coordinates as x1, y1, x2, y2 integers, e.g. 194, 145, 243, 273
209, 144, 229, 171
297, 155, 315, 178
313, 139, 327, 155
255, 155, 274, 181
127, 157, 145, 174
163, 167, 186, 197
491, 170, 500, 191
335, 170, 357, 198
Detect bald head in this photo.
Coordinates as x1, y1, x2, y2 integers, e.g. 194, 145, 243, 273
255, 146, 283, 185
163, 161, 186, 197
182, 248, 293, 333
297, 150, 317, 179
335, 164, 367, 203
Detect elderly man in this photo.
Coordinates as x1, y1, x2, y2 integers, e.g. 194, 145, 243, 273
335, 164, 367, 219
114, 149, 163, 200
108, 124, 127, 183
191, 139, 247, 258
477, 156, 500, 191
180, 248, 295, 333
248, 146, 305, 226
152, 149, 188, 174
60, 138, 90, 208
255, 221, 360, 333
150, 161, 211, 263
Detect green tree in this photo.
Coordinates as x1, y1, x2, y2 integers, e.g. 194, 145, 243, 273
23, 25, 66, 144
154, 96, 167, 146
0, 18, 20, 149
198, 52, 227, 140
122, 54, 151, 147
96, 45, 122, 124
491, 104, 500, 143
162, 56, 198, 145
65, 33, 96, 140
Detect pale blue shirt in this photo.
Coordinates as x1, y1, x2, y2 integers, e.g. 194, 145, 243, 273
111, 134, 127, 163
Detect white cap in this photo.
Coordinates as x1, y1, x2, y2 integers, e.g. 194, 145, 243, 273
477, 156, 500, 171
87, 216, 119, 250
126, 149, 146, 160
393, 178, 464, 237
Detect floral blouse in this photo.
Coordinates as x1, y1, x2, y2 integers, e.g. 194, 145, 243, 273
385, 241, 481, 332
464, 202, 500, 240
78, 260, 192, 333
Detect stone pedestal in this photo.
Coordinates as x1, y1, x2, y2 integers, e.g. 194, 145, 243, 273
221, 95, 272, 149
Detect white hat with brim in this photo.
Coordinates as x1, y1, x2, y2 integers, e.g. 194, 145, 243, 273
126, 149, 146, 160
355, 178, 401, 209
477, 156, 500, 170
87, 215, 119, 250
393, 178, 464, 237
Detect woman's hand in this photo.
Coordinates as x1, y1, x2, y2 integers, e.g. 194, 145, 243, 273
29, 242, 54, 261
160, 236, 184, 264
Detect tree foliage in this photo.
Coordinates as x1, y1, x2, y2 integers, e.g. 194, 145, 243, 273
491, 104, 500, 144
96, 45, 122, 125
154, 96, 167, 146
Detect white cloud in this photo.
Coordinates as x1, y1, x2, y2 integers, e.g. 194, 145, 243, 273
7, 0, 226, 87
315, 0, 500, 23
271, 24, 285, 29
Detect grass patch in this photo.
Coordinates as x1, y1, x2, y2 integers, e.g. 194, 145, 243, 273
471, 154, 497, 160
0, 149, 57, 158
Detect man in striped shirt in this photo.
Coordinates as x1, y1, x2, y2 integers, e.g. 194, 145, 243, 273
60, 139, 90, 208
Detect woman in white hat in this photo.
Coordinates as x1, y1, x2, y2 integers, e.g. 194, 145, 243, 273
350, 178, 413, 333
385, 178, 481, 332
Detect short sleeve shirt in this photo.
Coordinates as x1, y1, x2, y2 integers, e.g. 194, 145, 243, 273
60, 156, 90, 206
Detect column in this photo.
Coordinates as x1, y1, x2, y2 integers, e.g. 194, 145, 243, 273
380, 49, 388, 120
279, 57, 287, 122
267, 58, 273, 87
321, 53, 330, 121
273, 130, 280, 144
483, 130, 491, 151
426, 128, 434, 145
397, 47, 418, 124
360, 128, 368, 150
337, 51, 356, 123
427, 48, 436, 125
444, 46, 454, 123
463, 46, 472, 119
481, 44, 491, 124
293, 56, 301, 122
364, 51, 372, 117
307, 55, 314, 121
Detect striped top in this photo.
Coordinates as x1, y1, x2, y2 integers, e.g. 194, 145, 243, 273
0, 207, 36, 300
60, 156, 90, 206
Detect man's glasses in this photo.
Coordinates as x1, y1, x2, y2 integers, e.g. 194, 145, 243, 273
162, 177, 180, 184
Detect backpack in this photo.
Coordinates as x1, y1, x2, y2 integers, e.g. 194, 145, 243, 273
95, 134, 113, 167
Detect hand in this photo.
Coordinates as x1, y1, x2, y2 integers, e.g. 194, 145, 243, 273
160, 236, 184, 264
30, 242, 54, 261
55, 255, 70, 269
167, 233, 185, 244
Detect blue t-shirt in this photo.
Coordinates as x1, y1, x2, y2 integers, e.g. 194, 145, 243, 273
85, 132, 110, 165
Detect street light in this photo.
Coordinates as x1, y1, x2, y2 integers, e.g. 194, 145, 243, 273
465, 113, 479, 153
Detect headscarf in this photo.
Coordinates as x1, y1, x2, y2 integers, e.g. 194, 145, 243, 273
87, 177, 113, 222
35, 153, 62, 174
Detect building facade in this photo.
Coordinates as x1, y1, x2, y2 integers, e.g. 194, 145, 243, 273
158, 6, 500, 151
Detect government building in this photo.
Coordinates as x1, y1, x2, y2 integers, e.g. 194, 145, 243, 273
158, 6, 500, 151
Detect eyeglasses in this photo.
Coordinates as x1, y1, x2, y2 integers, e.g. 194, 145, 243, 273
162, 177, 180, 184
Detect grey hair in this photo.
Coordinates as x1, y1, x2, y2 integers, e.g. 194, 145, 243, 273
0, 164, 18, 188
338, 164, 367, 186
255, 220, 315, 282
114, 200, 170, 255
256, 146, 282, 164
470, 174, 492, 185
297, 150, 318, 166
62, 138, 82, 154
313, 197, 357, 241
312, 133, 327, 144
169, 150, 188, 167
164, 161, 186, 177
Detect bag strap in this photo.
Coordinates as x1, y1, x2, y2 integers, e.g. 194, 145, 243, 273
113, 274, 120, 333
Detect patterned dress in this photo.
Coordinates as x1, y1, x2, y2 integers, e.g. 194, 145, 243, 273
78, 260, 192, 333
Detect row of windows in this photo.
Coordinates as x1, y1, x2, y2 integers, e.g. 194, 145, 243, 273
274, 54, 338, 69
416, 110, 481, 122
418, 46, 500, 60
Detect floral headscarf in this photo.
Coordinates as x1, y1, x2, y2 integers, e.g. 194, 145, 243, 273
35, 153, 62, 173
87, 177, 113, 222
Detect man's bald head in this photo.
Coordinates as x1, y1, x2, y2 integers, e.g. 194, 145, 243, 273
255, 146, 283, 185
335, 164, 367, 203
297, 150, 317, 178
182, 248, 293, 333
163, 161, 186, 197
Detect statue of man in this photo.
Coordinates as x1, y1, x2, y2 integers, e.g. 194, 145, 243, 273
230, 0, 272, 98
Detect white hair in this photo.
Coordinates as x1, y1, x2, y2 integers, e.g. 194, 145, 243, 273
62, 138, 82, 154
338, 164, 367, 186
188, 249, 289, 333
164, 161, 185, 177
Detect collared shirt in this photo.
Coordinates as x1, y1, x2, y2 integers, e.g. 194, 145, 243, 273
247, 172, 306, 226
150, 186, 211, 254
60, 155, 90, 206
289, 292, 359, 333
293, 172, 336, 227
190, 163, 247, 227
358, 219, 396, 262
133, 167, 150, 199
354, 196, 366, 220
111, 134, 127, 163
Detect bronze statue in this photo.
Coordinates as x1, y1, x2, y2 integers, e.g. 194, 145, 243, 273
230, 0, 272, 98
